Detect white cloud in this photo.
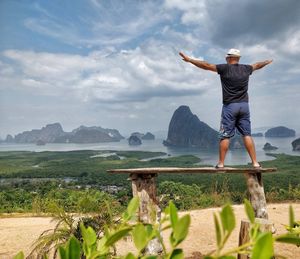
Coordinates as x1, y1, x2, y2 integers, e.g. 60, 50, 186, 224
24, 0, 171, 48
1, 42, 213, 104
164, 0, 207, 25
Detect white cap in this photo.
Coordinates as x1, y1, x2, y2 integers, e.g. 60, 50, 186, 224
226, 48, 241, 58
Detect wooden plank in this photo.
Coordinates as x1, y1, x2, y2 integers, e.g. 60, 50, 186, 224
108, 167, 277, 174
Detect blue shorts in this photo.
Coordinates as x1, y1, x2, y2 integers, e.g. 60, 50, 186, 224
219, 102, 251, 139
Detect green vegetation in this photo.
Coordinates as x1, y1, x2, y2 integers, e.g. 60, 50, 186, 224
0, 150, 300, 213
14, 198, 300, 259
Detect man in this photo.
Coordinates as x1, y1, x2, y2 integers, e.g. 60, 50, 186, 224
179, 49, 272, 168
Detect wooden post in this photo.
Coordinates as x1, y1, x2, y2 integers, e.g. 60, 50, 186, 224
244, 172, 268, 219
237, 218, 273, 259
130, 173, 163, 255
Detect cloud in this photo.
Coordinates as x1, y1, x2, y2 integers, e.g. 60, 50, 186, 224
2, 0, 300, 136
164, 0, 207, 25
24, 0, 171, 48
1, 42, 213, 104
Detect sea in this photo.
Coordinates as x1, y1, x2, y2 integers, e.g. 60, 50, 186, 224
0, 136, 299, 166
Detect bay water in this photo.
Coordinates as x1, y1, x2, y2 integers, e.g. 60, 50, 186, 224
1, 136, 299, 166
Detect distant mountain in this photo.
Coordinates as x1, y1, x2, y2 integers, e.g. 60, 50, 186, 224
263, 142, 278, 150
292, 138, 300, 151
252, 133, 263, 137
163, 105, 219, 148
163, 105, 244, 149
142, 132, 155, 140
5, 134, 14, 143
129, 132, 155, 140
265, 126, 296, 138
128, 135, 142, 146
5, 123, 124, 144
14, 123, 64, 143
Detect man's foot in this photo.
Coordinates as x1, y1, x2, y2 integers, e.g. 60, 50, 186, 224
252, 163, 262, 169
215, 164, 224, 169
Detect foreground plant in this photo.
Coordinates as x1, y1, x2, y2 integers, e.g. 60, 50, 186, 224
14, 198, 299, 259
29, 201, 118, 258
57, 197, 190, 259
205, 200, 300, 259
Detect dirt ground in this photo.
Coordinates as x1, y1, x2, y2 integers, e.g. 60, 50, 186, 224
0, 203, 299, 258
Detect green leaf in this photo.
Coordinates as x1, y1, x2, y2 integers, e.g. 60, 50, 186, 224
251, 232, 273, 259
244, 199, 255, 224
58, 246, 67, 259
125, 252, 136, 259
289, 205, 295, 229
164, 205, 170, 215
105, 227, 132, 247
13, 251, 25, 259
68, 236, 81, 259
213, 213, 222, 247
169, 201, 178, 229
169, 233, 176, 247
132, 223, 148, 252
97, 235, 109, 254
142, 256, 158, 259
220, 204, 235, 233
219, 256, 235, 259
80, 223, 97, 246
173, 215, 191, 246
169, 248, 184, 259
124, 197, 139, 221
276, 234, 300, 246
145, 224, 154, 238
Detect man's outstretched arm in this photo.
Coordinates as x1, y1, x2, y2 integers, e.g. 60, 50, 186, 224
251, 60, 273, 71
179, 52, 217, 72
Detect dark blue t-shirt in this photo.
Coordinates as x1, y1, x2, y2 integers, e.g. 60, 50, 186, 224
216, 64, 253, 104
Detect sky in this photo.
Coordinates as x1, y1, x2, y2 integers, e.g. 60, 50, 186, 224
1, 0, 300, 138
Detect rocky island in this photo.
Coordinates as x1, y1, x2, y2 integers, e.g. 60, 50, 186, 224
4, 123, 124, 144
263, 142, 278, 151
128, 135, 142, 146
265, 126, 296, 137
163, 105, 219, 148
292, 138, 300, 151
163, 105, 245, 149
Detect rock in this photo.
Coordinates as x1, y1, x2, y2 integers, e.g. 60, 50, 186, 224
163, 105, 219, 148
36, 139, 46, 146
263, 142, 278, 150
14, 123, 65, 143
69, 128, 115, 143
131, 132, 144, 139
252, 133, 263, 137
71, 126, 124, 142
128, 135, 142, 146
5, 134, 14, 143
265, 126, 296, 137
142, 132, 155, 140
292, 138, 300, 151
10, 124, 124, 144
230, 135, 244, 149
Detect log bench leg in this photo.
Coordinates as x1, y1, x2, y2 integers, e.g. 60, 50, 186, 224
237, 218, 273, 259
244, 172, 268, 219
130, 173, 163, 254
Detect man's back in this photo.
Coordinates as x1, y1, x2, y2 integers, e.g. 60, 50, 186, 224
216, 63, 253, 104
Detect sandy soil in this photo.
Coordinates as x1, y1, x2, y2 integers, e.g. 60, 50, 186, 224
0, 203, 299, 258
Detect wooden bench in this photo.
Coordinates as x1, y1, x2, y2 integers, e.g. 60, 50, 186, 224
108, 167, 277, 255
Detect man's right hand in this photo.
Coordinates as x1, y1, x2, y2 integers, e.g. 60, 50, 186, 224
179, 52, 191, 62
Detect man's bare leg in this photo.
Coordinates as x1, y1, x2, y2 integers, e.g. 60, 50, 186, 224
243, 136, 260, 167
217, 138, 230, 167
